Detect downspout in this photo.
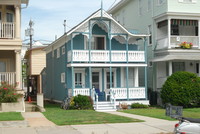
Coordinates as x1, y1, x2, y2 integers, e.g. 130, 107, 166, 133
126, 35, 129, 101
71, 34, 74, 96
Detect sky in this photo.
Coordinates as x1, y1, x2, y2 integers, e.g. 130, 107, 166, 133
21, 0, 120, 44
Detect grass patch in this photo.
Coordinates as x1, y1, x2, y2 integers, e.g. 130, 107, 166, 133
120, 108, 200, 121
0, 112, 24, 121
43, 103, 142, 125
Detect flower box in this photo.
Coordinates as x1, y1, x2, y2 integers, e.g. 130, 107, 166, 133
179, 42, 193, 49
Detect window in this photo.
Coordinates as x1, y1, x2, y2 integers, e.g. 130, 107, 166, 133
139, 0, 142, 15
148, 0, 151, 11
62, 46, 65, 55
91, 36, 105, 50
106, 72, 114, 89
75, 73, 82, 87
57, 48, 60, 58
0, 61, 6, 72
172, 62, 185, 73
171, 25, 179, 35
148, 25, 152, 45
61, 73, 65, 83
6, 13, 13, 22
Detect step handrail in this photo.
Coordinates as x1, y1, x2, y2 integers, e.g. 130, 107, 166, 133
110, 89, 116, 109
91, 87, 98, 110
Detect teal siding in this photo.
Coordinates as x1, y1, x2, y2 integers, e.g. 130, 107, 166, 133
73, 34, 85, 50
111, 38, 138, 50
117, 68, 121, 87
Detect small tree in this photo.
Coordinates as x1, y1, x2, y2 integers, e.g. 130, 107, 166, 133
161, 71, 200, 107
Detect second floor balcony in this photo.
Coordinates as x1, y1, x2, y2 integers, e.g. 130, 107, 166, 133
68, 50, 145, 63
156, 19, 200, 50
0, 22, 15, 39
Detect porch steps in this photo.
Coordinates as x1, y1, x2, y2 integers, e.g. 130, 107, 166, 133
94, 101, 116, 112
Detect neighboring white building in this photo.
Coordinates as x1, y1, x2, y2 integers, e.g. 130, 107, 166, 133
109, 0, 200, 104
0, 0, 29, 88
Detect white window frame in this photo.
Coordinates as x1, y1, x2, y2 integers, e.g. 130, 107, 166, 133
61, 72, 65, 83
74, 69, 85, 88
62, 46, 65, 55
91, 35, 106, 50
57, 48, 60, 58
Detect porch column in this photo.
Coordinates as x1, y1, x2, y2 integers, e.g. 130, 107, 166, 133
198, 20, 200, 49
144, 37, 148, 100
15, 50, 21, 88
15, 5, 20, 39
168, 61, 173, 76
89, 67, 92, 96
134, 67, 139, 87
126, 67, 129, 100
125, 36, 129, 100
109, 67, 112, 89
71, 67, 74, 96
168, 19, 171, 49
70, 34, 73, 63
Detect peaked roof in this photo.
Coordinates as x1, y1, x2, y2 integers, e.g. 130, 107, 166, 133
45, 8, 148, 51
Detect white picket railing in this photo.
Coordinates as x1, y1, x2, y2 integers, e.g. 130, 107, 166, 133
73, 88, 90, 96
0, 22, 15, 39
0, 72, 16, 85
68, 50, 145, 62
111, 87, 146, 99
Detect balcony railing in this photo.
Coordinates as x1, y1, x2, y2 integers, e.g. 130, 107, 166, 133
156, 36, 199, 50
0, 72, 16, 85
0, 22, 15, 39
68, 50, 145, 63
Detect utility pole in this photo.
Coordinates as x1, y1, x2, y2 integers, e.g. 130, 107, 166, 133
25, 19, 34, 102
63, 20, 66, 34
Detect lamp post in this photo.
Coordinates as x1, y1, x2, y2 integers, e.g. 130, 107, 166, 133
25, 19, 34, 101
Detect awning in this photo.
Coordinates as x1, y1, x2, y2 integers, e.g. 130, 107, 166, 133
171, 19, 198, 26
151, 55, 200, 62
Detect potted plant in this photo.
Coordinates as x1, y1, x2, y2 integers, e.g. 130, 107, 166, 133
179, 42, 193, 49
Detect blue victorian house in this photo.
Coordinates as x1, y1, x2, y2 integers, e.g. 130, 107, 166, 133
44, 9, 149, 111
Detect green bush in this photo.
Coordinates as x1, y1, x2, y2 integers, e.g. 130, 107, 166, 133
70, 95, 93, 110
131, 103, 149, 109
0, 82, 23, 103
161, 71, 200, 107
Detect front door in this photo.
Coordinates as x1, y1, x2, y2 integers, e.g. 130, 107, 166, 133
92, 71, 104, 101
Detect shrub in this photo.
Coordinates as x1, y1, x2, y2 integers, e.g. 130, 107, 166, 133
71, 95, 93, 110
0, 82, 23, 103
131, 103, 149, 109
161, 71, 200, 107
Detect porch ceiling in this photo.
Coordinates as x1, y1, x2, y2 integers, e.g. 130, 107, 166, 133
151, 55, 200, 62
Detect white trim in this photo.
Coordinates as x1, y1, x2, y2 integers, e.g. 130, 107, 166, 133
68, 63, 147, 67
62, 46, 65, 55
61, 72, 65, 83
56, 47, 60, 58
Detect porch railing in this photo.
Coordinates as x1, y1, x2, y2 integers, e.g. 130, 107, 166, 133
73, 88, 90, 96
68, 50, 145, 63
0, 72, 16, 85
0, 22, 15, 39
156, 36, 199, 50
111, 87, 146, 99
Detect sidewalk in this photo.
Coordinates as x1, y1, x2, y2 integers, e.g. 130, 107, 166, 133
71, 111, 177, 134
